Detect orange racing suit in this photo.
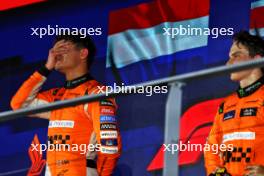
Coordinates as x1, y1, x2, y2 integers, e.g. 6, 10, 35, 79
11, 66, 121, 176
204, 76, 264, 176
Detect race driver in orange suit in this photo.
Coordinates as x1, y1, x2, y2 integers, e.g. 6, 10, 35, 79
10, 35, 121, 176
204, 31, 264, 176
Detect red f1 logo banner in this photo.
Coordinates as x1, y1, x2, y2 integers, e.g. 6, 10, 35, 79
27, 134, 46, 176
0, 0, 45, 11
147, 98, 223, 171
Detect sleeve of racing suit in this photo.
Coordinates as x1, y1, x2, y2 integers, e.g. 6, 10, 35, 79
90, 98, 121, 176
10, 66, 54, 119
204, 103, 224, 175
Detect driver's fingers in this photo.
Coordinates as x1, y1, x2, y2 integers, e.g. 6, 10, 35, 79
53, 47, 68, 52
56, 42, 70, 49
53, 49, 68, 56
53, 40, 71, 49
53, 40, 65, 48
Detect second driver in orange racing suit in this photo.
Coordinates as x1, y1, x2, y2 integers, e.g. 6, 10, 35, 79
10, 35, 121, 176
204, 31, 264, 176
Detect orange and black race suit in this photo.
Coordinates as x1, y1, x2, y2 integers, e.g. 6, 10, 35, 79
204, 76, 264, 176
10, 66, 121, 176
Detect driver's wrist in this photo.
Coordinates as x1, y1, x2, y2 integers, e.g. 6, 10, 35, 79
38, 65, 52, 77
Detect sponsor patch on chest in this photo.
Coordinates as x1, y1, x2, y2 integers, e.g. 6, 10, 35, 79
100, 100, 114, 107
101, 139, 118, 146
100, 115, 117, 123
100, 107, 115, 115
100, 123, 117, 130
240, 107, 257, 117
49, 120, 75, 128
223, 110, 236, 121
100, 131, 118, 139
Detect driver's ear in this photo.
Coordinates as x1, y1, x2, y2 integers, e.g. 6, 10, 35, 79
80, 48, 89, 61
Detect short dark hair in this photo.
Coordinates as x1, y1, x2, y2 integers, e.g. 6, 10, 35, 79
54, 35, 96, 69
233, 31, 264, 57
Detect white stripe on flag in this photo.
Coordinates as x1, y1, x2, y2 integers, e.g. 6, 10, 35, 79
251, 0, 264, 9
250, 27, 264, 37
106, 16, 209, 68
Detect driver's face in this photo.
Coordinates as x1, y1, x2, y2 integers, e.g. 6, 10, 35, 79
54, 41, 82, 72
227, 42, 253, 81
227, 42, 251, 65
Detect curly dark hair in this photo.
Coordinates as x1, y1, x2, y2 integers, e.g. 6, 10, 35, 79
54, 35, 96, 69
233, 31, 264, 57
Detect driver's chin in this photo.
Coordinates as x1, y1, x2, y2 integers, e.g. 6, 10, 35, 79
230, 71, 248, 82
54, 64, 61, 70
230, 73, 241, 82
54, 64, 65, 73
